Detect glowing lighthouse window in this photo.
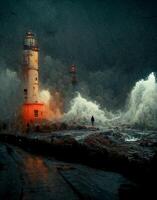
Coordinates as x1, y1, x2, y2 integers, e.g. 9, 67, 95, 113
34, 110, 38, 117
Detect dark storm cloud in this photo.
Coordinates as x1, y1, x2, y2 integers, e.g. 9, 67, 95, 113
0, 0, 157, 114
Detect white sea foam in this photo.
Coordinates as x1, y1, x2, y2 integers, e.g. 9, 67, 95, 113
124, 72, 157, 127
64, 73, 157, 129
39, 89, 51, 104
64, 93, 117, 126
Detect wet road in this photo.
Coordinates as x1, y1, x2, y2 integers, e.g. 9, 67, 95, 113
0, 143, 130, 200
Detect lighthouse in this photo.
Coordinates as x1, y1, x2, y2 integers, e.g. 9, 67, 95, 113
22, 31, 46, 126
23, 31, 39, 103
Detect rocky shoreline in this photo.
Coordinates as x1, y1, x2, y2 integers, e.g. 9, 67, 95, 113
0, 128, 157, 199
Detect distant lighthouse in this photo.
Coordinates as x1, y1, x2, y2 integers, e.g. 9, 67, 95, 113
22, 31, 46, 126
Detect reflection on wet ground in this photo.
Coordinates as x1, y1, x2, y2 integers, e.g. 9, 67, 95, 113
0, 143, 131, 200
23, 156, 49, 183
15, 149, 79, 200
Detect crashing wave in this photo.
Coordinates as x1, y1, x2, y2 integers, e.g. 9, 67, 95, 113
124, 73, 157, 128
63, 93, 118, 126
64, 73, 157, 129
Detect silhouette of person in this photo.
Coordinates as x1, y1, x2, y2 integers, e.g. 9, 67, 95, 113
91, 116, 95, 126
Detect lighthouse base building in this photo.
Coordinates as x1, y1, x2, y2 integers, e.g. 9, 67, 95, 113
22, 103, 46, 126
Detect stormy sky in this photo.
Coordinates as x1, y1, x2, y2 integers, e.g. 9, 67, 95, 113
0, 0, 157, 115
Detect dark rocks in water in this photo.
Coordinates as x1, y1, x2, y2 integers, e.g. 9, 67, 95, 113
0, 130, 156, 176
1, 128, 157, 199
30, 122, 94, 132
83, 131, 157, 200
51, 135, 78, 146
83, 131, 156, 175
139, 136, 157, 147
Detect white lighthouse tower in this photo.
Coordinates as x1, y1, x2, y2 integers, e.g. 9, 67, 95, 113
23, 31, 39, 103
22, 31, 46, 126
